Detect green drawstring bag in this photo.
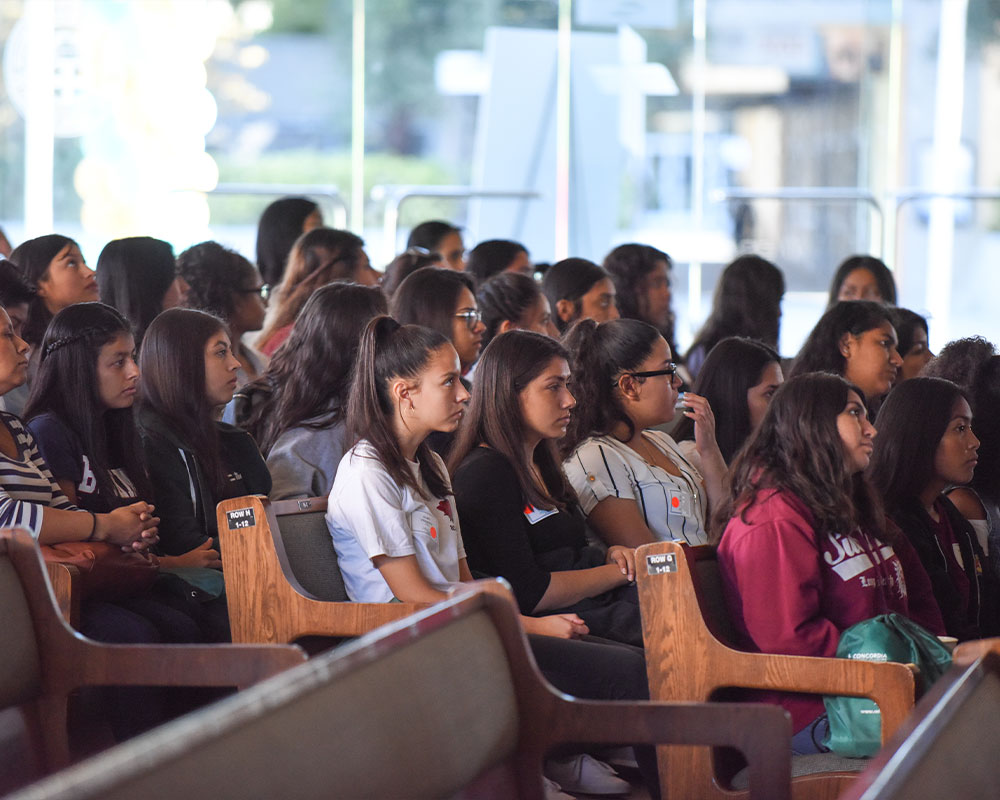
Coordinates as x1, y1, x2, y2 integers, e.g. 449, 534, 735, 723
823, 613, 953, 758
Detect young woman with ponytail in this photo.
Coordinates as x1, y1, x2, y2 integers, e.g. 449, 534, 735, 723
560, 318, 725, 548
332, 320, 657, 795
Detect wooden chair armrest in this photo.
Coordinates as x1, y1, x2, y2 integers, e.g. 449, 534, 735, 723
709, 651, 914, 742
45, 562, 81, 628
552, 700, 792, 800
70, 641, 308, 691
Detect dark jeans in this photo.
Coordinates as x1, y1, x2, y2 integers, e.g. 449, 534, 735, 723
529, 633, 659, 799
557, 582, 643, 647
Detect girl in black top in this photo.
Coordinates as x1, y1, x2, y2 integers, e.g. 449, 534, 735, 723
449, 330, 642, 646
869, 377, 998, 639
137, 308, 271, 557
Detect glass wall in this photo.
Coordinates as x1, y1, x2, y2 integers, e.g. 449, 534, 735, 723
1, 0, 998, 352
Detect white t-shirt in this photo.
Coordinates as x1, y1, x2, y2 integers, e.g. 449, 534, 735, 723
564, 430, 709, 546
326, 441, 466, 602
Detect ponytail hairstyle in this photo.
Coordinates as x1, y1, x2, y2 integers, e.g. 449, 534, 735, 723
346, 316, 452, 500
138, 308, 231, 496
868, 377, 970, 511
477, 271, 546, 349
673, 337, 781, 463
560, 317, 663, 456
246, 282, 387, 453
715, 372, 886, 545
25, 302, 152, 505
8, 233, 77, 347
449, 330, 576, 511
789, 300, 894, 380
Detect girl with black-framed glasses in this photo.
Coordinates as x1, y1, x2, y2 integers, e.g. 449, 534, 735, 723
560, 318, 726, 548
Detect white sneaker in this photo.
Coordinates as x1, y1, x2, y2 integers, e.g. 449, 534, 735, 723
598, 745, 639, 771
544, 754, 630, 796
543, 776, 575, 800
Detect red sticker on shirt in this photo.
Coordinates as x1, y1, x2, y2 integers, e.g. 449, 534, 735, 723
523, 504, 534, 515
430, 526, 437, 539
671, 497, 680, 508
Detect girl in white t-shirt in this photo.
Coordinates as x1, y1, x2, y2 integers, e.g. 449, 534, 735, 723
326, 314, 586, 640
561, 318, 727, 547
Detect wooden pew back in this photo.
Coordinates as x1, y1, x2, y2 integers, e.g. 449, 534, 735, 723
10, 583, 795, 800
0, 528, 306, 794
218, 495, 424, 643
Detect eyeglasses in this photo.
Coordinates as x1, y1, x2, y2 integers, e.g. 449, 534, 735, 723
455, 309, 482, 330
623, 364, 678, 381
240, 284, 271, 301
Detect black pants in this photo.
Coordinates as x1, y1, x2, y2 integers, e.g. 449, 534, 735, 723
528, 633, 659, 798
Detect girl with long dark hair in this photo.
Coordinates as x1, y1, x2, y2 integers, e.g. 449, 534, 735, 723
602, 244, 678, 363
673, 337, 782, 466
240, 282, 387, 499
685, 255, 784, 377
828, 254, 897, 307
789, 300, 903, 406
868, 377, 998, 640
950, 356, 1000, 584
716, 372, 941, 750
887, 307, 933, 382
96, 236, 189, 349
257, 228, 378, 356
9, 233, 99, 350
137, 308, 271, 557
560, 319, 725, 548
449, 331, 643, 647
255, 196, 321, 287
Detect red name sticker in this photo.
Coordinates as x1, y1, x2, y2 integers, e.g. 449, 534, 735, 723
430, 527, 437, 539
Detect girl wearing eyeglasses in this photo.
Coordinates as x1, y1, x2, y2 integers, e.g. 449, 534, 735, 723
560, 318, 726, 548
177, 241, 269, 388
390, 267, 486, 375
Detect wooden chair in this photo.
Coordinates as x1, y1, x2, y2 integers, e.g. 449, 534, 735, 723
44, 562, 79, 627
636, 540, 916, 800
0, 527, 307, 794
217, 495, 425, 644
10, 581, 795, 800
839, 650, 1000, 799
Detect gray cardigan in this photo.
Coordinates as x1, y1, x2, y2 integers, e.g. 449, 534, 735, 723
266, 420, 347, 500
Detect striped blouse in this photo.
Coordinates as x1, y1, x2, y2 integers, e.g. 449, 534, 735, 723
0, 412, 77, 537
564, 430, 709, 546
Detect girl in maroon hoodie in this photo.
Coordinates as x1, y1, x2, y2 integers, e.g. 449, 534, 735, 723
716, 372, 943, 753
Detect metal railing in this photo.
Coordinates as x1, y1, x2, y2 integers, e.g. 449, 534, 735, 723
210, 183, 349, 230
370, 184, 541, 254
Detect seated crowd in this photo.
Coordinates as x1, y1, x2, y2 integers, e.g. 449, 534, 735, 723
2, 203, 998, 797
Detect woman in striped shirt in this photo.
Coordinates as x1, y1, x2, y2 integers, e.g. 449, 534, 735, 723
561, 318, 727, 548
